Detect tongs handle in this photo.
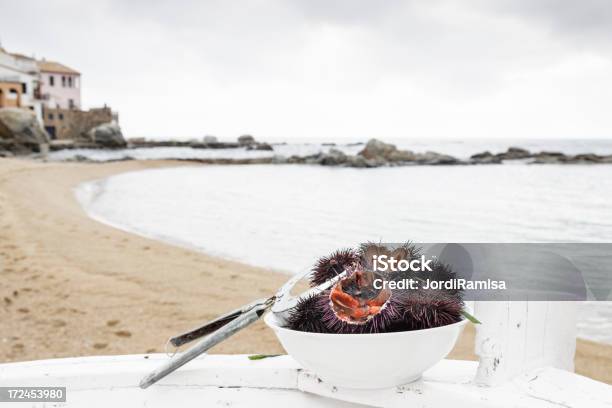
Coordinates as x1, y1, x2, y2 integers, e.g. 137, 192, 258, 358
169, 299, 267, 347
139, 298, 271, 389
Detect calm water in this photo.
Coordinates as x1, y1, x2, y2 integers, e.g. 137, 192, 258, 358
77, 164, 612, 343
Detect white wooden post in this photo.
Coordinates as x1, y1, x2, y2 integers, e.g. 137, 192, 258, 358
473, 301, 577, 386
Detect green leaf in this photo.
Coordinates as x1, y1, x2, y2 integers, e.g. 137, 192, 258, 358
248, 354, 282, 360
461, 309, 481, 324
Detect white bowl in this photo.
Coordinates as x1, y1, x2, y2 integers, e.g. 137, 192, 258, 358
264, 312, 467, 389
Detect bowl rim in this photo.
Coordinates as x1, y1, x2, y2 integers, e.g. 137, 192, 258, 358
264, 308, 469, 338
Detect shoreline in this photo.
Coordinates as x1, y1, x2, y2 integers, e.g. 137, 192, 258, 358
0, 158, 610, 384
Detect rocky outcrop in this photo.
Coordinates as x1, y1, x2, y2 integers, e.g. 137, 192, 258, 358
358, 139, 398, 161
414, 151, 461, 165
319, 148, 348, 166
497, 147, 531, 160
572, 153, 612, 163
0, 108, 49, 154
236, 134, 275, 150
467, 147, 612, 165
356, 139, 461, 166
246, 142, 273, 151
86, 123, 126, 148
203, 135, 218, 144
531, 152, 612, 164
238, 135, 256, 146
470, 147, 531, 163
469, 151, 502, 164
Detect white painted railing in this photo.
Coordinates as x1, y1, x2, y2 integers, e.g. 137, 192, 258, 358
1, 302, 610, 407
1, 353, 609, 407
474, 301, 577, 386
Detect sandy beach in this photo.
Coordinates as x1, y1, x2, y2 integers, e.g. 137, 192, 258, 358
0, 158, 610, 384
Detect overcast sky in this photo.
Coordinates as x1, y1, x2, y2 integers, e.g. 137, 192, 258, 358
2, 0, 611, 140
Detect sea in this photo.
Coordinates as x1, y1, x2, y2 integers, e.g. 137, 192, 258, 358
67, 138, 612, 344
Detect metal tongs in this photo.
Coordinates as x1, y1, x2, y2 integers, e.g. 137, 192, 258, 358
139, 269, 346, 389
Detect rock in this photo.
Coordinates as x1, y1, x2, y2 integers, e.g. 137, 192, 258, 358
569, 153, 602, 163
388, 149, 417, 162
496, 147, 531, 160
344, 155, 380, 168
356, 139, 463, 166
246, 143, 274, 151
0, 108, 49, 154
203, 135, 218, 144
271, 155, 288, 164
531, 151, 569, 164
471, 151, 493, 160
531, 152, 567, 164
319, 148, 348, 166
416, 151, 461, 165
358, 138, 397, 160
238, 135, 256, 146
74, 154, 89, 162
536, 151, 565, 158
86, 123, 126, 148
470, 151, 502, 164
599, 155, 612, 163
283, 155, 309, 164
358, 138, 418, 164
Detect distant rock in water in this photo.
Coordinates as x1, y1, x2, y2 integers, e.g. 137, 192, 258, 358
86, 123, 127, 148
319, 148, 348, 166
358, 138, 399, 161
246, 142, 273, 151
0, 108, 49, 154
531, 151, 566, 164
497, 147, 531, 160
357, 138, 416, 166
352, 138, 461, 166
469, 146, 611, 164
470, 147, 531, 163
530, 151, 612, 164
203, 135, 218, 144
238, 134, 256, 146
470, 151, 502, 164
571, 153, 612, 163
414, 151, 460, 165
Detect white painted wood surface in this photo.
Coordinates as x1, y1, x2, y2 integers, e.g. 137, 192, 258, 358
1, 354, 610, 408
474, 301, 578, 386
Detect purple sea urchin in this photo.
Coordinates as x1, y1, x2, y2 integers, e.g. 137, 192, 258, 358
390, 290, 463, 331
285, 294, 331, 333
359, 242, 420, 273
311, 248, 360, 286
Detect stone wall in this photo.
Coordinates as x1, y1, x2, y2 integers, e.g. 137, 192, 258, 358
43, 106, 113, 140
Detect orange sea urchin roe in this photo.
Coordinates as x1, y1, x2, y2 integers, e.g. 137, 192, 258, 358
329, 269, 390, 324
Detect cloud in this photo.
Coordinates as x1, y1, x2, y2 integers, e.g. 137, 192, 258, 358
1, 0, 611, 139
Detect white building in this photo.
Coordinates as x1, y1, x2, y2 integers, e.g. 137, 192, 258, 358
0, 47, 43, 122
37, 60, 81, 110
